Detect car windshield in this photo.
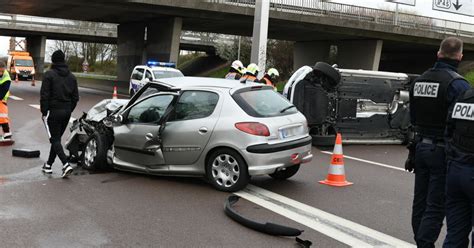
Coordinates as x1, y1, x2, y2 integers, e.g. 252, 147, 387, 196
233, 88, 298, 117
15, 59, 33, 67
153, 70, 184, 79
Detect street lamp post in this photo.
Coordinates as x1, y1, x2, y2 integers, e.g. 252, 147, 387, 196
250, 0, 270, 77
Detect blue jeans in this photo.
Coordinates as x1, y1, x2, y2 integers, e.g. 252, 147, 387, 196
443, 160, 474, 248
412, 143, 447, 248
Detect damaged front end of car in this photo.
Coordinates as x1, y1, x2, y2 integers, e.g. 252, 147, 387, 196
65, 99, 128, 165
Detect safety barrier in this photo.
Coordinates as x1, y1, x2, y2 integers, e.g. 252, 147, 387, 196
205, 0, 474, 38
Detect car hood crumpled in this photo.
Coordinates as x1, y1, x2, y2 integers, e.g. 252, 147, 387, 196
86, 99, 129, 122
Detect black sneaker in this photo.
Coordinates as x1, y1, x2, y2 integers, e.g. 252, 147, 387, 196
42, 163, 52, 174
62, 163, 73, 178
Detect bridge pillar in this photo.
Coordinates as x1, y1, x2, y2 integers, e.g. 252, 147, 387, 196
146, 17, 182, 64
26, 36, 46, 80
336, 40, 383, 70
293, 41, 331, 70
117, 22, 146, 83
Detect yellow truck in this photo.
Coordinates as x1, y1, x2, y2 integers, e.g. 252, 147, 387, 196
6, 51, 35, 81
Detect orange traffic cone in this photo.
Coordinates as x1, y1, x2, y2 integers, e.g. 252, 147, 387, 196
319, 133, 353, 187
15, 74, 18, 83
112, 86, 118, 99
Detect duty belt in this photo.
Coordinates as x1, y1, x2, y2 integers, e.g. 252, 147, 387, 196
421, 138, 445, 147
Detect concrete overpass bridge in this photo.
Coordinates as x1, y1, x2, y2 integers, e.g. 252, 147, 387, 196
0, 14, 227, 51
0, 14, 230, 75
1, 0, 473, 82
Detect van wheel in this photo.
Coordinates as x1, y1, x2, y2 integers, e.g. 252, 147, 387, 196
270, 164, 300, 180
206, 148, 249, 192
82, 132, 108, 170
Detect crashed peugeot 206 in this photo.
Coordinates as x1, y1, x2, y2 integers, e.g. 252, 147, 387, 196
66, 77, 313, 192
283, 62, 415, 146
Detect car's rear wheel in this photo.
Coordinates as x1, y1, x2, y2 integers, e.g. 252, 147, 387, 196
206, 148, 249, 192
313, 62, 341, 87
82, 132, 108, 170
269, 164, 300, 180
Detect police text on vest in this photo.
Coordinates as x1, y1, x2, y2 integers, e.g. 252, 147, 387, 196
413, 82, 439, 98
452, 103, 474, 121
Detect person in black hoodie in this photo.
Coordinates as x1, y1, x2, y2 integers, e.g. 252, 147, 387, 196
40, 50, 79, 178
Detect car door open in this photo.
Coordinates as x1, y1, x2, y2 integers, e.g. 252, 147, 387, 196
113, 93, 178, 171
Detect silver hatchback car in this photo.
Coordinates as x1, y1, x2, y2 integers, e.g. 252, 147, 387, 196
66, 77, 313, 191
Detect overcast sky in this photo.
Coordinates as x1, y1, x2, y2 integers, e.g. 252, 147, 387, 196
0, 0, 472, 57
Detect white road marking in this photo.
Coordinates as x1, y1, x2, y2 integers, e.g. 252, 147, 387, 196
8, 95, 23, 101
29, 104, 40, 110
29, 104, 76, 123
236, 185, 415, 248
320, 151, 406, 172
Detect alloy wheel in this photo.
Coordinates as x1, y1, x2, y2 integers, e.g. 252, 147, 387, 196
84, 138, 97, 168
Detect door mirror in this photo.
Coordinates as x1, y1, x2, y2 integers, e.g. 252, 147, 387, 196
115, 114, 123, 124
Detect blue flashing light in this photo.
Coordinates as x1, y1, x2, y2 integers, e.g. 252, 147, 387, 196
147, 61, 176, 68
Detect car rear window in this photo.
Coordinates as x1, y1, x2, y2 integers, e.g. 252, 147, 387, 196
233, 89, 298, 117
153, 70, 184, 79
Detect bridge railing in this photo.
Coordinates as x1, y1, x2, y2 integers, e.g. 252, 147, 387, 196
205, 0, 474, 38
181, 31, 236, 46
0, 14, 117, 36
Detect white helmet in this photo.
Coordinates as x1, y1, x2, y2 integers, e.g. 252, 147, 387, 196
231, 60, 244, 73
267, 68, 279, 77
246, 63, 259, 75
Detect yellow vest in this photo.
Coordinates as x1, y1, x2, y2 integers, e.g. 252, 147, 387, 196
0, 70, 11, 102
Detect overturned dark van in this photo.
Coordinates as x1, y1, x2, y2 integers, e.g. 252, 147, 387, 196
283, 62, 416, 146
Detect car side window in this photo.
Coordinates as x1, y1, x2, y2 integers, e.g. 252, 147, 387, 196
126, 94, 174, 124
132, 68, 145, 80
145, 70, 153, 81
173, 91, 219, 121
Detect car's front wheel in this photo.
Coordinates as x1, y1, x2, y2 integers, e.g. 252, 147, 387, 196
269, 164, 300, 180
82, 132, 108, 170
206, 148, 249, 192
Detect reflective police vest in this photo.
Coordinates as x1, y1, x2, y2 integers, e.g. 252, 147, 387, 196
0, 70, 11, 102
410, 69, 463, 137
450, 89, 474, 153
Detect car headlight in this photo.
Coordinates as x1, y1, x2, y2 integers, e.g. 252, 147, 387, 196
103, 117, 113, 128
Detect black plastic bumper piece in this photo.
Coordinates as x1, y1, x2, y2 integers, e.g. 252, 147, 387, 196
12, 148, 40, 158
224, 195, 303, 237
246, 136, 312, 154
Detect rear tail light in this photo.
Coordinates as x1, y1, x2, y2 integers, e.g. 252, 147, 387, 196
235, 122, 270, 137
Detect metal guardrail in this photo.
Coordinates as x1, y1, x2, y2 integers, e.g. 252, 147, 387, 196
205, 0, 474, 38
0, 14, 117, 37
180, 31, 236, 46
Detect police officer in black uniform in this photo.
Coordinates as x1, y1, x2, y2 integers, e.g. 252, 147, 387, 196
406, 37, 470, 247
443, 88, 474, 247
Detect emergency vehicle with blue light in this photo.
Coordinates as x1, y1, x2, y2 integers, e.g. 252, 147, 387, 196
129, 61, 184, 97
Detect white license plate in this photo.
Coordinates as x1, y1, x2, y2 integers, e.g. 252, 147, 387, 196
279, 126, 301, 139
